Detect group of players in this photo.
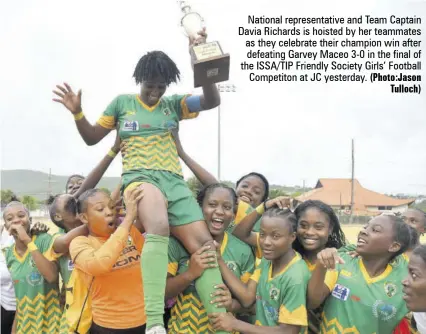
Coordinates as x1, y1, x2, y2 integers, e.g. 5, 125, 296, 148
2, 30, 426, 334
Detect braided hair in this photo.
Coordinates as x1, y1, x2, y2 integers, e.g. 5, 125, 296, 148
133, 51, 180, 86
262, 207, 297, 233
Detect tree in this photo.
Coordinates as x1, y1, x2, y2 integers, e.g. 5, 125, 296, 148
22, 195, 38, 211
186, 176, 203, 197
1, 189, 19, 205
268, 189, 288, 199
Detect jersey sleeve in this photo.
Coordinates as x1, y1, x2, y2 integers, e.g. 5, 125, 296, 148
324, 270, 339, 291
240, 249, 256, 284
168, 237, 183, 276
169, 94, 199, 121
278, 283, 308, 326
47, 232, 65, 261
255, 232, 262, 259
97, 96, 121, 129
35, 233, 58, 260
69, 226, 128, 276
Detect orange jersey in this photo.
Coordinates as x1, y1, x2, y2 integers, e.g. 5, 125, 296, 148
69, 225, 146, 329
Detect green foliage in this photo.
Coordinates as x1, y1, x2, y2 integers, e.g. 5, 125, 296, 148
1, 189, 19, 205
268, 189, 288, 199
21, 195, 38, 211
413, 200, 426, 212
186, 176, 203, 197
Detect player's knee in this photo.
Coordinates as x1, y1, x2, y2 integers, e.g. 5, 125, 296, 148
145, 218, 169, 236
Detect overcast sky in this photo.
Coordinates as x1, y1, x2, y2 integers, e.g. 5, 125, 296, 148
1, 0, 425, 195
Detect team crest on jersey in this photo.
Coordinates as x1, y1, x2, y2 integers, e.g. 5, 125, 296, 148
226, 261, 237, 272
127, 235, 133, 246
372, 300, 397, 321
162, 107, 172, 116
27, 271, 43, 286
384, 282, 397, 298
123, 120, 139, 131
269, 286, 280, 301
29, 257, 36, 267
68, 259, 74, 271
331, 284, 350, 301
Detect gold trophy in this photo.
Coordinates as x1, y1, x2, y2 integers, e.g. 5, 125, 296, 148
178, 0, 230, 87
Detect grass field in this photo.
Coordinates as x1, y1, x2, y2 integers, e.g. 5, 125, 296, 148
30, 218, 426, 245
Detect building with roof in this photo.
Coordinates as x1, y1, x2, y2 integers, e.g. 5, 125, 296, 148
296, 179, 415, 216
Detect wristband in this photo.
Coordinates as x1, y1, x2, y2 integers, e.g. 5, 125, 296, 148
27, 241, 38, 252
107, 149, 117, 158
73, 111, 84, 121
255, 202, 266, 215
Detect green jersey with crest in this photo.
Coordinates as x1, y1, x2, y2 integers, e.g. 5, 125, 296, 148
320, 252, 409, 334
251, 253, 310, 331
167, 233, 255, 333
4, 233, 61, 333
97, 94, 199, 184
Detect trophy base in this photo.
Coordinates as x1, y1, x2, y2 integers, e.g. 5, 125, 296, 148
190, 41, 230, 88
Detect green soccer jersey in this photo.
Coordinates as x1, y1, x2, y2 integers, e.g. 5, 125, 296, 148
251, 253, 310, 331
4, 233, 61, 333
97, 94, 199, 182
320, 252, 409, 333
58, 254, 73, 286
167, 233, 255, 333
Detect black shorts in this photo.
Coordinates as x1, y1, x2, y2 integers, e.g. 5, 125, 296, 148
1, 306, 16, 334
90, 322, 146, 334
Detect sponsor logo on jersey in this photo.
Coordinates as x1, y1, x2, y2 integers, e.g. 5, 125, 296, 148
269, 286, 280, 301
123, 120, 139, 131
67, 259, 74, 271
350, 295, 361, 302
341, 270, 352, 278
125, 111, 136, 116
331, 284, 350, 301
384, 282, 397, 298
372, 300, 397, 321
262, 300, 279, 322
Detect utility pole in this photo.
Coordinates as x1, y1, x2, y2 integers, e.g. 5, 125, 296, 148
217, 83, 236, 181
350, 139, 355, 223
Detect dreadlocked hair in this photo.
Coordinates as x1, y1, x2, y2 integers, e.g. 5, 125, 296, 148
133, 51, 180, 86
388, 215, 412, 260
197, 183, 238, 212
66, 174, 85, 192
236, 172, 270, 202
406, 224, 420, 249
293, 200, 346, 257
76, 189, 106, 214
262, 207, 297, 233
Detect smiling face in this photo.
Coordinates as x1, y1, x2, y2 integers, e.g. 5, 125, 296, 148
140, 77, 167, 106
235, 175, 266, 208
66, 176, 85, 195
3, 203, 31, 237
297, 207, 331, 253
79, 191, 117, 238
259, 216, 296, 261
402, 251, 426, 312
202, 187, 235, 238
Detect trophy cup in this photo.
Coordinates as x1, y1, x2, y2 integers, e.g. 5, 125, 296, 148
178, 0, 230, 88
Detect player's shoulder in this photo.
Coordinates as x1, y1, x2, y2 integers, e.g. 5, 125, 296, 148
288, 253, 311, 278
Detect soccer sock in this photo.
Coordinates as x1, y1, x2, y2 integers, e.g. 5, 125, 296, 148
195, 251, 231, 334
141, 234, 169, 329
